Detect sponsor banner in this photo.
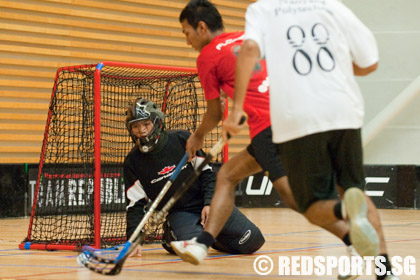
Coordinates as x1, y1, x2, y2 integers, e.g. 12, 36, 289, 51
235, 171, 285, 208
236, 165, 419, 209
28, 165, 125, 215
0, 161, 417, 217
364, 165, 397, 209
23, 164, 420, 215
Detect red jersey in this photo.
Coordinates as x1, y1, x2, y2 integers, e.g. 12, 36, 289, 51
197, 31, 271, 139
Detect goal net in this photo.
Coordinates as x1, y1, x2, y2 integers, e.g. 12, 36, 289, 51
19, 61, 224, 251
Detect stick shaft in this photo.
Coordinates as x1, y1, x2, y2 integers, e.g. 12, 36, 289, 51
117, 153, 189, 260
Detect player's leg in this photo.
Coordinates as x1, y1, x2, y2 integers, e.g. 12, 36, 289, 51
212, 206, 265, 254
278, 130, 379, 256
272, 177, 299, 211
251, 127, 351, 241
277, 131, 341, 223
162, 211, 203, 254
335, 130, 397, 279
248, 126, 298, 211
332, 129, 379, 257
282, 130, 378, 279
278, 132, 366, 280
249, 127, 353, 250
171, 149, 262, 264
333, 131, 387, 254
248, 127, 356, 258
201, 148, 262, 240
365, 196, 387, 255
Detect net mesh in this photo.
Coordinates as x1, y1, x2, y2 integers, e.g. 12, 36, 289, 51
22, 63, 222, 250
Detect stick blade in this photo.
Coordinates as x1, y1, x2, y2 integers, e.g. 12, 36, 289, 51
76, 245, 124, 275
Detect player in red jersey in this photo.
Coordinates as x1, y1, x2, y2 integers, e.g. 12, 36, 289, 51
170, 0, 297, 265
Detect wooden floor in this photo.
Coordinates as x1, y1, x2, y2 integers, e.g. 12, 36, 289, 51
0, 208, 419, 280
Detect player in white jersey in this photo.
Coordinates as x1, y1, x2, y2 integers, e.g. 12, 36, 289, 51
223, 1, 399, 279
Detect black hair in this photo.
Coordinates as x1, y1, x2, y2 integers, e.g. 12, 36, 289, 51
179, 0, 224, 32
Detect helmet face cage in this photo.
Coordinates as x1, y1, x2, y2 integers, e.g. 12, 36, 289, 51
126, 98, 165, 153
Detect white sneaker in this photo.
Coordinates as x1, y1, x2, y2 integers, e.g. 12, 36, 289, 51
343, 188, 379, 257
337, 246, 363, 280
170, 237, 208, 265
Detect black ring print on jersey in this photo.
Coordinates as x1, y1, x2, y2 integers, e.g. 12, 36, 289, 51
287, 25, 312, 76
287, 23, 336, 76
312, 23, 335, 72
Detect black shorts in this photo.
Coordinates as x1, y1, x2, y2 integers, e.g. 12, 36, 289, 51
247, 126, 287, 182
276, 129, 365, 213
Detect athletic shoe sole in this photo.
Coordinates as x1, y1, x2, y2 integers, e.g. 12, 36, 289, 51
344, 188, 379, 257
171, 242, 202, 265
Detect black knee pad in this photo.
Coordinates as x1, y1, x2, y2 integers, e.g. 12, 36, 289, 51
237, 225, 265, 254
215, 207, 265, 254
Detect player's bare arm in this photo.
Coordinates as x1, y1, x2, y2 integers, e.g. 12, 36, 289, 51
223, 39, 260, 138
128, 244, 142, 258
201, 205, 210, 227
186, 98, 222, 160
353, 62, 378, 76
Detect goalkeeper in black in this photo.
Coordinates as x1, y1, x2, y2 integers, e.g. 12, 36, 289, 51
123, 98, 265, 257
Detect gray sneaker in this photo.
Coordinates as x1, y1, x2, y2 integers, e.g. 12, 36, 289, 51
343, 188, 379, 257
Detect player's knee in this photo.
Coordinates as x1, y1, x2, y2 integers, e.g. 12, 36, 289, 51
235, 226, 265, 254
217, 207, 265, 254
217, 166, 242, 187
273, 177, 289, 194
303, 212, 316, 225
303, 201, 328, 226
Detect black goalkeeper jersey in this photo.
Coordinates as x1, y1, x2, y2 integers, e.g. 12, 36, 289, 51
123, 130, 215, 239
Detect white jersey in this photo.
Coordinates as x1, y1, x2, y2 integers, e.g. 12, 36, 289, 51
244, 0, 378, 143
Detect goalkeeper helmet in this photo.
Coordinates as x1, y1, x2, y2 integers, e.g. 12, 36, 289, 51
126, 98, 165, 153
